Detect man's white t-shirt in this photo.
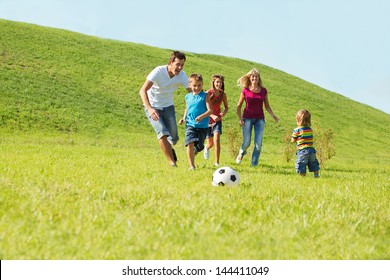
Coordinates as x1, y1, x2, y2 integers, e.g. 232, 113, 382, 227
146, 66, 189, 109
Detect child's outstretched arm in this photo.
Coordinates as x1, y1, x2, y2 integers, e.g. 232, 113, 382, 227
220, 93, 229, 117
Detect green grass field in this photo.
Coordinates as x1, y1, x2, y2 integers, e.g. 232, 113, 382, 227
1, 19, 389, 259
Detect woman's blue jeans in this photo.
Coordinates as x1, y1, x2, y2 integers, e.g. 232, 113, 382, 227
239, 118, 265, 166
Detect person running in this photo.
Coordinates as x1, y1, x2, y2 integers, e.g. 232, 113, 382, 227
236, 68, 279, 166
203, 74, 228, 167
139, 51, 190, 167
179, 74, 212, 170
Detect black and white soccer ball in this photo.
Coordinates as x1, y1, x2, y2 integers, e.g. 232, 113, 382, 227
212, 166, 240, 187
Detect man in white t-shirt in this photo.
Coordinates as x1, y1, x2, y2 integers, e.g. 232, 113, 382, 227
139, 51, 190, 167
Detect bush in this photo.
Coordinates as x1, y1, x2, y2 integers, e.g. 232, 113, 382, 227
315, 127, 336, 164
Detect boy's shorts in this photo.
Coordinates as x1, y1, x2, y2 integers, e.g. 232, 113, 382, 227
295, 147, 320, 174
185, 126, 208, 152
206, 121, 222, 138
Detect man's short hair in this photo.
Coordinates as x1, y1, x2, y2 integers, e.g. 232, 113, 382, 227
169, 51, 186, 63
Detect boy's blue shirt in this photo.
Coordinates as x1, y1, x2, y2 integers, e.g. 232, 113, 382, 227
185, 91, 209, 128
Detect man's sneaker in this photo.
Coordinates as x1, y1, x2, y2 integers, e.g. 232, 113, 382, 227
172, 148, 177, 162
236, 154, 243, 164
204, 148, 210, 160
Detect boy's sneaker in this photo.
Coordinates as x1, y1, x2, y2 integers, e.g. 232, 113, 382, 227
204, 148, 210, 160
236, 154, 243, 164
172, 148, 177, 162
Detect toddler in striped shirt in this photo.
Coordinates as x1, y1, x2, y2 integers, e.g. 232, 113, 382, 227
291, 109, 320, 177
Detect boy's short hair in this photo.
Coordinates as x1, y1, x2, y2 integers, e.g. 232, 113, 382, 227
189, 73, 203, 83
169, 51, 186, 63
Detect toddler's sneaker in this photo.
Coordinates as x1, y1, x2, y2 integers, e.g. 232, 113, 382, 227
214, 163, 220, 167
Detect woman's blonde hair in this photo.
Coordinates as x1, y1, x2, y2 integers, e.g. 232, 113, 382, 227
237, 68, 263, 88
296, 109, 311, 126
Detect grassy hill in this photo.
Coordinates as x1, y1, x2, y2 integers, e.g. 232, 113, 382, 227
1, 19, 389, 260
2, 19, 389, 144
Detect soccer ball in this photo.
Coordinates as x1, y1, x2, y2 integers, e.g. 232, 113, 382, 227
212, 166, 240, 187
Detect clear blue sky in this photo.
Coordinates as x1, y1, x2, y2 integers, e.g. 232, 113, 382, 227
1, 0, 389, 114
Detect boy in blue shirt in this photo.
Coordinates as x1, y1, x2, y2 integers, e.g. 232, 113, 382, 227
179, 74, 212, 170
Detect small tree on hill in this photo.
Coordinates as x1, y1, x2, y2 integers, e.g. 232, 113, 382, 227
315, 127, 336, 164
226, 123, 241, 158
283, 129, 296, 163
